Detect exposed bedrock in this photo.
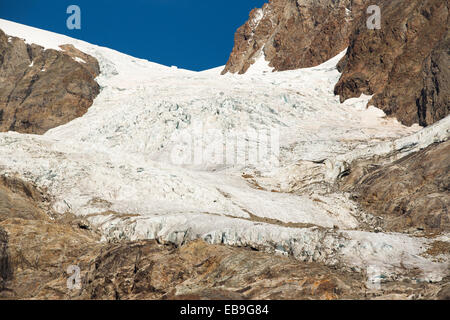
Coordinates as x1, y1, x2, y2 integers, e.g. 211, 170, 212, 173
0, 29, 100, 134
224, 0, 449, 126
335, 0, 449, 126
222, 0, 368, 75
341, 140, 450, 234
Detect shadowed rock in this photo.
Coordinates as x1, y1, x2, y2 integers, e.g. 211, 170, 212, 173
0, 227, 13, 292
334, 0, 449, 126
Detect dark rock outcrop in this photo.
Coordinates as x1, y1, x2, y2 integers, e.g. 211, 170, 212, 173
335, 0, 449, 126
0, 29, 100, 134
341, 140, 450, 234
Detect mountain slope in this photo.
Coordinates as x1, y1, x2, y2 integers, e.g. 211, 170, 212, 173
0, 28, 100, 134
0, 19, 449, 298
222, 0, 368, 75
335, 0, 449, 126
224, 0, 449, 127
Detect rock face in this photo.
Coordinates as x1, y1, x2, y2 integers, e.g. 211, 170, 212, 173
222, 0, 368, 75
0, 226, 12, 291
224, 0, 449, 126
341, 140, 450, 234
0, 29, 100, 134
0, 175, 447, 300
0, 177, 369, 300
79, 240, 367, 300
335, 0, 449, 126
0, 17, 448, 301
0, 175, 51, 222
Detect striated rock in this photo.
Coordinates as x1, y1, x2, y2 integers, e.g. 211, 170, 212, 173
0, 175, 51, 222
0, 29, 100, 134
335, 0, 449, 126
341, 140, 450, 234
222, 0, 368, 74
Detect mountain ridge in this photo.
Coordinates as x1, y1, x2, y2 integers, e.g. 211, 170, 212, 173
0, 15, 448, 300
223, 0, 449, 126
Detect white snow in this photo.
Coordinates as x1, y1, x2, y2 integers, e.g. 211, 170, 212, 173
73, 57, 86, 64
250, 8, 264, 29
0, 19, 448, 282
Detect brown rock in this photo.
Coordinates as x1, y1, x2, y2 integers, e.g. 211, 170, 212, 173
0, 218, 101, 299
334, 0, 449, 126
0, 175, 51, 222
0, 29, 100, 134
437, 283, 450, 300
222, 0, 368, 75
225, 0, 449, 126
79, 239, 367, 300
0, 226, 12, 292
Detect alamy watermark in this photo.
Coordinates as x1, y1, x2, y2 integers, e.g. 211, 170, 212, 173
65, 4, 381, 32
66, 5, 81, 30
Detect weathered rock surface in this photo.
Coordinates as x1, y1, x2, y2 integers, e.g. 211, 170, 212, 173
74, 239, 450, 300
0, 226, 12, 291
0, 175, 50, 222
0, 17, 448, 301
222, 0, 368, 75
224, 0, 449, 126
335, 0, 449, 126
0, 177, 447, 300
341, 140, 450, 234
0, 29, 100, 134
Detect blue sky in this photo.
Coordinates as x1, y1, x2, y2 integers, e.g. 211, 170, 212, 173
0, 0, 266, 71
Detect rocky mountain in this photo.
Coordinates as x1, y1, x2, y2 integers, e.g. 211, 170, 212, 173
0, 29, 99, 134
222, 0, 368, 74
1, 176, 448, 300
335, 0, 449, 126
224, 0, 449, 127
